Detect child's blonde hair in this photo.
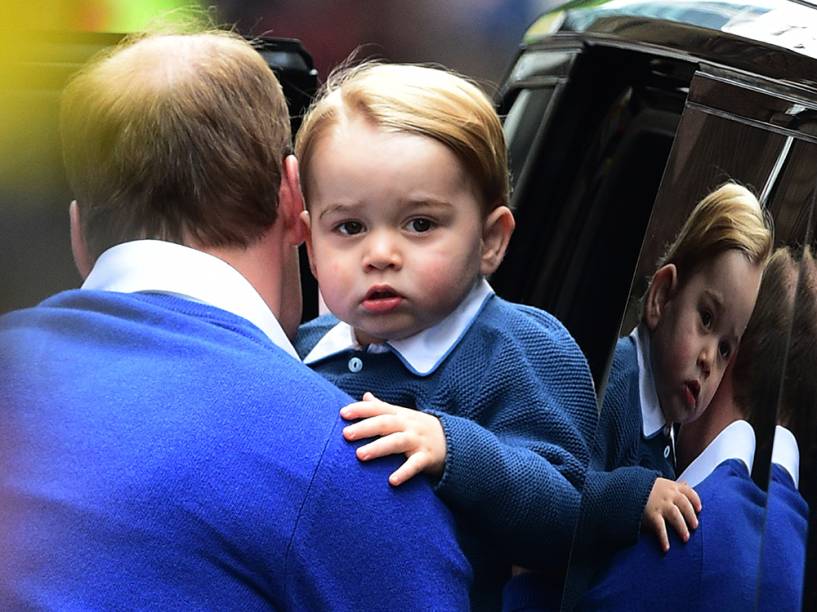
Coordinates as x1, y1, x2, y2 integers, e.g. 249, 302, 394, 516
295, 62, 509, 212
656, 182, 774, 286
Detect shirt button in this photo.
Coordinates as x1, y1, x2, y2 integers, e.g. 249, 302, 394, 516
663, 445, 671, 459
348, 357, 363, 373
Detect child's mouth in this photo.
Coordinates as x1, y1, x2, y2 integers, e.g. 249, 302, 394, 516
362, 286, 403, 314
683, 380, 700, 409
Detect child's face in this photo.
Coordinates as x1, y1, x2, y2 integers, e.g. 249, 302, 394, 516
302, 116, 511, 344
645, 250, 763, 424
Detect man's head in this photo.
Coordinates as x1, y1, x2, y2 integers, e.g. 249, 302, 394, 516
61, 31, 292, 265
294, 63, 514, 343
733, 247, 817, 448
643, 182, 773, 424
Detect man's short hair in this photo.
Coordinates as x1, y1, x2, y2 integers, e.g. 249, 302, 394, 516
61, 30, 291, 260
295, 62, 509, 213
656, 182, 774, 286
735, 247, 817, 448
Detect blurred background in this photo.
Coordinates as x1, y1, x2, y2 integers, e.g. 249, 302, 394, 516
0, 0, 560, 313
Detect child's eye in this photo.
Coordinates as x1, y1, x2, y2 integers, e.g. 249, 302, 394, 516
718, 340, 731, 360
336, 221, 365, 236
699, 309, 713, 329
406, 218, 435, 233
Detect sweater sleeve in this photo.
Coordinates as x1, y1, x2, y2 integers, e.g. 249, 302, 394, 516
284, 392, 472, 611
426, 307, 598, 569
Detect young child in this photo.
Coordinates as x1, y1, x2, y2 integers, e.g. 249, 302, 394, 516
293, 63, 598, 610
558, 183, 773, 609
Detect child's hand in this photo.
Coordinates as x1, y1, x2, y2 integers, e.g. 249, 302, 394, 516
642, 477, 702, 553
340, 392, 446, 486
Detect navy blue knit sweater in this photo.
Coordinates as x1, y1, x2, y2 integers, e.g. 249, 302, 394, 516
562, 334, 675, 610
298, 295, 598, 610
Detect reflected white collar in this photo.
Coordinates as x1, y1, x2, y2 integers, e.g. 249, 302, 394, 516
677, 420, 755, 488
82, 240, 298, 360
304, 279, 494, 376
632, 324, 668, 438
772, 425, 800, 489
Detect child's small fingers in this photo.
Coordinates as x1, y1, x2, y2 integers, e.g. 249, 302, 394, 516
388, 453, 426, 486
681, 483, 702, 512
677, 496, 699, 530
340, 398, 395, 420
343, 414, 402, 441
653, 520, 670, 553
356, 432, 411, 461
666, 506, 690, 544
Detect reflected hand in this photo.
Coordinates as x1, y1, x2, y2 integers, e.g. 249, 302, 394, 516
643, 477, 702, 553
340, 392, 446, 486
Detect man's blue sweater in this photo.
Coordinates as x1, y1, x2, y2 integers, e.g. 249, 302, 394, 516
298, 295, 598, 610
503, 459, 765, 611
0, 290, 471, 610
758, 464, 808, 611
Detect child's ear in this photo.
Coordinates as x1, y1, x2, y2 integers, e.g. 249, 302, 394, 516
300, 210, 317, 278
645, 264, 678, 330
480, 205, 515, 275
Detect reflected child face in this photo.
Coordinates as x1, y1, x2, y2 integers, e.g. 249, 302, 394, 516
645, 250, 763, 424
302, 116, 513, 344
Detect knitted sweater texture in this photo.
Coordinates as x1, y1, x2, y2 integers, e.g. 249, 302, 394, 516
297, 295, 598, 610
561, 334, 673, 610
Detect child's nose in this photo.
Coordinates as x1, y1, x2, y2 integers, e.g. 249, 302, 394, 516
697, 342, 715, 378
363, 231, 402, 271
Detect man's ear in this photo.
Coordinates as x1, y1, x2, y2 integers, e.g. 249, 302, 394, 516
480, 205, 515, 276
300, 210, 317, 278
69, 201, 92, 279
278, 154, 306, 247
644, 264, 678, 331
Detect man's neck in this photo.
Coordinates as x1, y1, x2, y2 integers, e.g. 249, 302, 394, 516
676, 396, 741, 473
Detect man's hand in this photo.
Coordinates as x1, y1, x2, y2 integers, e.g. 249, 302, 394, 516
642, 477, 702, 553
340, 392, 447, 486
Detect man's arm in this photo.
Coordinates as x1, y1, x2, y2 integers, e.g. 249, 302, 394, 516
284, 412, 472, 611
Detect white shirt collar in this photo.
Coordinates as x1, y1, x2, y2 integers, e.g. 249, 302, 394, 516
772, 425, 800, 489
676, 419, 755, 488
82, 240, 299, 360
304, 279, 494, 376
632, 324, 667, 438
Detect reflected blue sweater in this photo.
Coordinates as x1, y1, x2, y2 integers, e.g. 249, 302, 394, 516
504, 459, 765, 611
562, 334, 675, 609
298, 295, 598, 610
0, 290, 471, 611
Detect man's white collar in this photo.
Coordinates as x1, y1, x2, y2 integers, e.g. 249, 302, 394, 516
772, 425, 800, 488
82, 240, 298, 360
632, 324, 668, 438
303, 279, 494, 376
677, 420, 755, 488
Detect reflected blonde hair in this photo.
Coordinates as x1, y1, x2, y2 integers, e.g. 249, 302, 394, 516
295, 62, 509, 212
657, 182, 774, 285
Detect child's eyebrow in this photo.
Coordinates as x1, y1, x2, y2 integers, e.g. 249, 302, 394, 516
703, 289, 743, 339
402, 197, 455, 211
318, 203, 363, 220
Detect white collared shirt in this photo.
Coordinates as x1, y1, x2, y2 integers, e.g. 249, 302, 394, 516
772, 425, 800, 488
82, 239, 299, 360
631, 324, 671, 439
303, 279, 494, 376
676, 419, 755, 488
